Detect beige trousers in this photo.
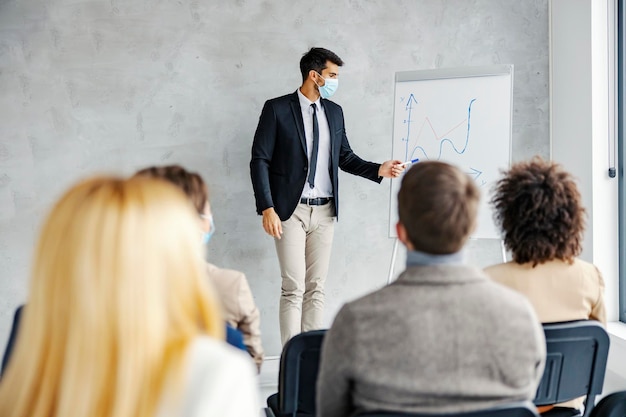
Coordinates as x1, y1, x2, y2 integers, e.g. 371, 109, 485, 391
275, 202, 335, 345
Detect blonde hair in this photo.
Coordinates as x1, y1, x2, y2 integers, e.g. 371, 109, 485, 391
0, 176, 224, 417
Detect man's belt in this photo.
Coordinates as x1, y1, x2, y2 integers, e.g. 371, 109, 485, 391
300, 197, 333, 206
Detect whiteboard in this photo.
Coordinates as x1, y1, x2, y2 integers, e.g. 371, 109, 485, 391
389, 65, 513, 239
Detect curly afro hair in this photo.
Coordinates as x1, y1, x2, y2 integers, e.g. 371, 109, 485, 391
491, 157, 585, 266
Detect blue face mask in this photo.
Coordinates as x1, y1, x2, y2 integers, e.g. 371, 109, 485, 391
202, 216, 216, 245
315, 72, 339, 99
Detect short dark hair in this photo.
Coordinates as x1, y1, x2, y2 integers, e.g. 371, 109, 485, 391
299, 47, 344, 82
491, 157, 585, 266
134, 165, 208, 215
398, 161, 480, 254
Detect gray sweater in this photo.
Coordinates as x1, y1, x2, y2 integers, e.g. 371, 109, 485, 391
316, 264, 546, 417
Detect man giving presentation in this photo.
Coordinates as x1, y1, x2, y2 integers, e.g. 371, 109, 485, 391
250, 47, 403, 345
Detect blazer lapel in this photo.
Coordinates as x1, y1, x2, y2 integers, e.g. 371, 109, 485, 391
289, 92, 307, 156
322, 99, 339, 157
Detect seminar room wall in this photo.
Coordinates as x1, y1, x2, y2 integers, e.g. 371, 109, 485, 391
0, 0, 550, 356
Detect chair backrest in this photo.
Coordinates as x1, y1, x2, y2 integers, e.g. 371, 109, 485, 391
276, 330, 326, 416
354, 401, 540, 417
589, 391, 626, 417
534, 320, 610, 417
1, 305, 24, 376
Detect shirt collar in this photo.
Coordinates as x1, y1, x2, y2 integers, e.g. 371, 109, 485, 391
406, 248, 466, 267
297, 88, 321, 111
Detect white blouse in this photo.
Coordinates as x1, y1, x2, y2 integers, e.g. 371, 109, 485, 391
156, 336, 260, 417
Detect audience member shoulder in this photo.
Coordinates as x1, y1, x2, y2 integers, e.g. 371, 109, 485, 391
571, 257, 603, 279
206, 262, 246, 284
168, 336, 260, 417
484, 260, 523, 274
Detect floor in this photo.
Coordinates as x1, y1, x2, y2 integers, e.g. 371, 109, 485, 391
258, 356, 280, 408
603, 369, 626, 395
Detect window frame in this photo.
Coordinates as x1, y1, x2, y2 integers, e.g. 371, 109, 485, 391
619, 0, 626, 322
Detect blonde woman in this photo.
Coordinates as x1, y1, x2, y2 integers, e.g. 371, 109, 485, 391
0, 176, 259, 417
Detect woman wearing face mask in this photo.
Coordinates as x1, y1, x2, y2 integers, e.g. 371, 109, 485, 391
135, 165, 265, 371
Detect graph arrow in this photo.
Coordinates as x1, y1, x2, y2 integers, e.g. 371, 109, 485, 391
403, 94, 419, 159
465, 167, 483, 181
405, 94, 418, 110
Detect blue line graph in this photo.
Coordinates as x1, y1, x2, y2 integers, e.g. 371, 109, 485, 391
401, 95, 482, 182
390, 68, 513, 240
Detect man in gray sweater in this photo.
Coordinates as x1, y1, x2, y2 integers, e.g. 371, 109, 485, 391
316, 161, 546, 416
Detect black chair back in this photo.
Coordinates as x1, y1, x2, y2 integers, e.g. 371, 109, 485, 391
534, 320, 610, 417
355, 401, 539, 417
589, 391, 626, 417
1, 305, 24, 376
267, 329, 326, 417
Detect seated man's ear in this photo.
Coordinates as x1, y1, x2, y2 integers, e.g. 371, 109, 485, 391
396, 222, 414, 251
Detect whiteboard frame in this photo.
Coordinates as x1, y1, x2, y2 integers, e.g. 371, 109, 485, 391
395, 64, 514, 83
388, 64, 514, 239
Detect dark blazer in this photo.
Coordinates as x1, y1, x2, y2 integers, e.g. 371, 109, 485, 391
250, 91, 381, 221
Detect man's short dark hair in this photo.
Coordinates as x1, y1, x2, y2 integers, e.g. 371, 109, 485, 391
299, 47, 344, 82
398, 161, 480, 254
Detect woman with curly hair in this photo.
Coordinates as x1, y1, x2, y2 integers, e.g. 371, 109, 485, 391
484, 157, 606, 417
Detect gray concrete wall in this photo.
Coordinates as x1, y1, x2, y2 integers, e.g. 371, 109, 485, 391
0, 0, 549, 356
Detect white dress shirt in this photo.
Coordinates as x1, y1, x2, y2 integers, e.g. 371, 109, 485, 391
297, 88, 333, 199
